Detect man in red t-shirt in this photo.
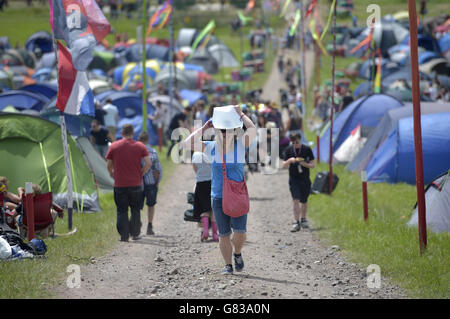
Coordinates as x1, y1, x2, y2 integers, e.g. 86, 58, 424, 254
106, 124, 151, 242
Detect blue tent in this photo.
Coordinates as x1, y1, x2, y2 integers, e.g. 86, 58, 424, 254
358, 59, 402, 80
401, 34, 439, 53
20, 83, 57, 99
25, 31, 53, 54
179, 89, 207, 106
347, 102, 450, 173
418, 51, 441, 65
125, 44, 170, 62
40, 107, 93, 138
97, 91, 158, 145
314, 94, 404, 163
0, 90, 49, 111
438, 34, 450, 55
117, 115, 157, 145
366, 112, 450, 185
31, 67, 54, 82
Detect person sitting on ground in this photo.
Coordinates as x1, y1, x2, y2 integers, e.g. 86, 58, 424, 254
0, 176, 21, 211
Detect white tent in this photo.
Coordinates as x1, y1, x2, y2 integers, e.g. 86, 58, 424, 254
408, 171, 450, 233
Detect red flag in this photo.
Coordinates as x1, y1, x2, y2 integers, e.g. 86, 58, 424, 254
305, 0, 317, 18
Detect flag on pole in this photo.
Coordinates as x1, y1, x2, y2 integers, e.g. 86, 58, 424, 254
374, 49, 382, 93
280, 0, 291, 18
56, 42, 94, 116
238, 11, 253, 26
305, 0, 317, 18
289, 9, 301, 36
190, 20, 216, 57
310, 17, 328, 56
349, 26, 374, 54
50, 0, 111, 71
245, 0, 255, 13
145, 0, 173, 37
320, 0, 336, 40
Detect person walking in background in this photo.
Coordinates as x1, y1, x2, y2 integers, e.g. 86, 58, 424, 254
94, 100, 107, 126
106, 124, 151, 242
90, 119, 110, 158
282, 131, 315, 232
103, 98, 119, 142
166, 106, 192, 159
138, 132, 162, 236
192, 148, 218, 242
181, 105, 256, 275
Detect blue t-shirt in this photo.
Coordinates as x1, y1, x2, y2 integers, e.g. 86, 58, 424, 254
205, 140, 246, 199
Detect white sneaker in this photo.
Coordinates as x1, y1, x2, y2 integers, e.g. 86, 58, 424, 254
291, 221, 300, 232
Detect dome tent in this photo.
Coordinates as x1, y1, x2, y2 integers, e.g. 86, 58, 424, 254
0, 113, 100, 212
408, 171, 450, 233
314, 94, 404, 163
366, 112, 450, 185
347, 102, 450, 173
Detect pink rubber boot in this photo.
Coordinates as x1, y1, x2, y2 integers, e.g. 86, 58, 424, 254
212, 221, 219, 242
201, 216, 209, 241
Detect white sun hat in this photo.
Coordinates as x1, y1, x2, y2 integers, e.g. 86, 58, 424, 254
212, 105, 243, 129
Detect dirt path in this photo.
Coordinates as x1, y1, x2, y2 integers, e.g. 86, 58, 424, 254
55, 47, 407, 300
56, 162, 406, 299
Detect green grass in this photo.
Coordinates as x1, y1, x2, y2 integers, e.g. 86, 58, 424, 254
0, 146, 175, 299
308, 164, 450, 299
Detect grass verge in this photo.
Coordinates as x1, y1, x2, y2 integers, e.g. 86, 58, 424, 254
0, 146, 175, 298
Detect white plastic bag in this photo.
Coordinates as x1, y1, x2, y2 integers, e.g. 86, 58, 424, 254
0, 236, 12, 260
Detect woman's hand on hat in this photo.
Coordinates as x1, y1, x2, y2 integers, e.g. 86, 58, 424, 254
234, 105, 243, 117
202, 119, 213, 131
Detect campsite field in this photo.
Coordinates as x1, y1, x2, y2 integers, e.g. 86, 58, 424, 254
302, 1, 450, 299
0, 1, 449, 300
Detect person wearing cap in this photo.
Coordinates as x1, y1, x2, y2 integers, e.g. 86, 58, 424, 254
180, 105, 256, 275
282, 131, 315, 232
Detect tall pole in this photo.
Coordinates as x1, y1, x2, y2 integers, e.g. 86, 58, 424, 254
328, 0, 336, 195
142, 0, 148, 132
408, 0, 427, 254
169, 1, 174, 121
300, 0, 307, 111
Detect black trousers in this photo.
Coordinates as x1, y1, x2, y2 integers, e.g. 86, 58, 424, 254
113, 186, 143, 240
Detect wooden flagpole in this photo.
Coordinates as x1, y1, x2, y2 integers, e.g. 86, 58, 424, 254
328, 0, 336, 195
408, 0, 427, 254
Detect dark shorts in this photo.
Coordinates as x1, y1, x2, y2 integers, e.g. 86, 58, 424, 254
194, 181, 212, 216
289, 179, 311, 203
140, 184, 158, 208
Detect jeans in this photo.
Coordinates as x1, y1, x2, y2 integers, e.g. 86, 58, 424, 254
211, 197, 247, 237
113, 186, 143, 240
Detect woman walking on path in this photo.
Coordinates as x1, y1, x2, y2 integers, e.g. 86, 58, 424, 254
181, 105, 256, 275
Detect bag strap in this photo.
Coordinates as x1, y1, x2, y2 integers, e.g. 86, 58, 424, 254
221, 151, 226, 179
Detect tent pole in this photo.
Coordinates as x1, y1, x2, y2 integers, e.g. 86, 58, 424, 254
408, 0, 427, 254
51, 25, 74, 231
328, 0, 336, 195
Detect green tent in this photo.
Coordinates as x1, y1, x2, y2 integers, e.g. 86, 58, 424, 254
0, 113, 100, 212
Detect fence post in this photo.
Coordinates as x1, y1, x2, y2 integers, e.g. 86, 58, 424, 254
316, 132, 320, 164
361, 171, 368, 222
25, 182, 35, 241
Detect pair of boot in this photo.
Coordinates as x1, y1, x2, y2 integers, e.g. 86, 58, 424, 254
201, 216, 219, 242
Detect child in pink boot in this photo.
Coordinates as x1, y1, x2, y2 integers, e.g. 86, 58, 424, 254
192, 151, 218, 242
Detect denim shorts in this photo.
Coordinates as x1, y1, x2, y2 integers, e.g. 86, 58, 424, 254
140, 184, 158, 209
211, 197, 247, 237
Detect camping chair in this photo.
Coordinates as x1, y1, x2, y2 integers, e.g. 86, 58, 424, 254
20, 192, 55, 239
